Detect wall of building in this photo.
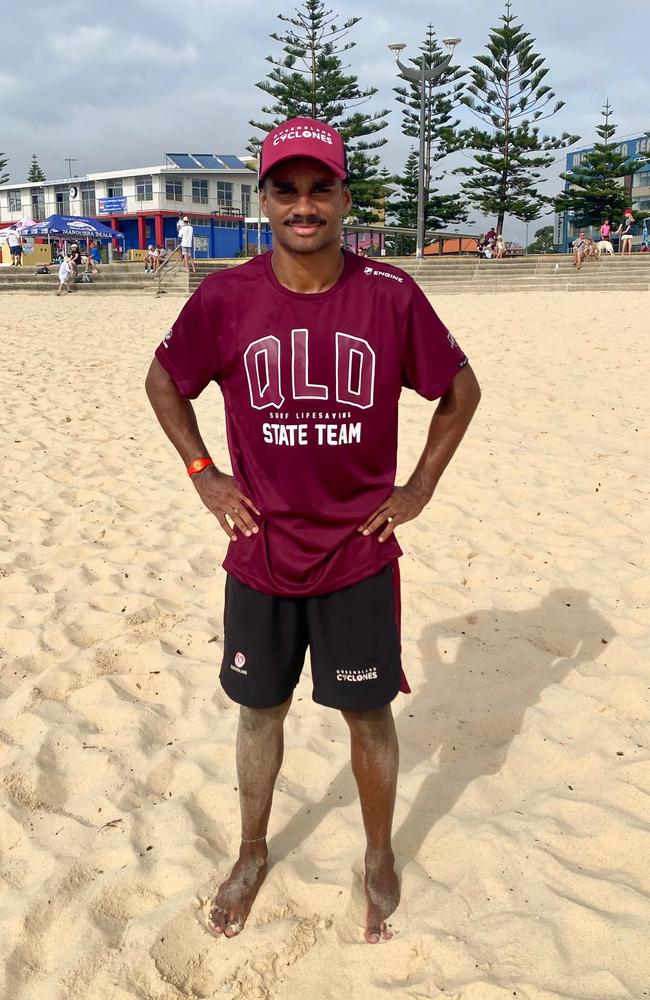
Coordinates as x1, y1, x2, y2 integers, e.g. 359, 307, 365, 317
0, 164, 266, 257
0, 169, 258, 226
558, 133, 650, 250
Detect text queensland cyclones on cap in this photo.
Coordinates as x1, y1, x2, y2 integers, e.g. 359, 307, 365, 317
259, 116, 348, 183
272, 124, 334, 146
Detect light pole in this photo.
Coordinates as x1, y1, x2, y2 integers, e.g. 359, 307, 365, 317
388, 36, 461, 260
252, 140, 263, 256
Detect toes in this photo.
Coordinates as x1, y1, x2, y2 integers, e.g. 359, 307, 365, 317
224, 919, 244, 938
207, 905, 228, 936
365, 925, 381, 944
365, 920, 394, 943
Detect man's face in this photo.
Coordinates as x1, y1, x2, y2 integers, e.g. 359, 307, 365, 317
260, 157, 352, 256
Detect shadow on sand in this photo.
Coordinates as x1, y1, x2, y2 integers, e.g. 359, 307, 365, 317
269, 587, 614, 868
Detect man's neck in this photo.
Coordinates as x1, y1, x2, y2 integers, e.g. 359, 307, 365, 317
270, 245, 345, 294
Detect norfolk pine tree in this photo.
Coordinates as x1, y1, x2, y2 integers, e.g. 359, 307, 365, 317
250, 0, 389, 221
455, 1, 579, 234
393, 25, 468, 233
27, 154, 46, 182
0, 154, 8, 185
554, 101, 648, 228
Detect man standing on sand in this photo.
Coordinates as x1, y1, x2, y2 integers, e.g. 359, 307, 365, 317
145, 117, 480, 944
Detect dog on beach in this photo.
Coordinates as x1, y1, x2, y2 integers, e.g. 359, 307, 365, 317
597, 240, 614, 255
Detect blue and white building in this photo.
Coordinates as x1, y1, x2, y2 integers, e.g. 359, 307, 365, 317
555, 133, 650, 251
0, 153, 272, 257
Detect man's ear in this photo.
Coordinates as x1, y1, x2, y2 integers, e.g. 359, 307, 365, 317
342, 183, 352, 217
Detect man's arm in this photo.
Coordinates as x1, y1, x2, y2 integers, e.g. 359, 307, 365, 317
145, 357, 260, 541
359, 364, 481, 543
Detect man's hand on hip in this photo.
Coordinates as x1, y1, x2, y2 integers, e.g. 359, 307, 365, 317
192, 467, 261, 541
358, 484, 429, 543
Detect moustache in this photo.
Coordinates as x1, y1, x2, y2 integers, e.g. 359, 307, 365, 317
285, 216, 325, 225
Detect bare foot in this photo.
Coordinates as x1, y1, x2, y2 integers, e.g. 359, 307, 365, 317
364, 850, 399, 943
206, 843, 268, 939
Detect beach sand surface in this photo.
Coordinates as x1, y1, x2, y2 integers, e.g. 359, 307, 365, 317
1, 291, 648, 1000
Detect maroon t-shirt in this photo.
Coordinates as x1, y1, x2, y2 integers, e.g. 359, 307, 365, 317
155, 251, 468, 597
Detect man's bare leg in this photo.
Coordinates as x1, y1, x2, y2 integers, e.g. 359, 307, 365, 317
342, 704, 400, 943
207, 696, 291, 938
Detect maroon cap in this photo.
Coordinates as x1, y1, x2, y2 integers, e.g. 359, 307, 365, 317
259, 117, 348, 184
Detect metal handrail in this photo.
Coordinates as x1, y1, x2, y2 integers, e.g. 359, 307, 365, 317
155, 244, 183, 295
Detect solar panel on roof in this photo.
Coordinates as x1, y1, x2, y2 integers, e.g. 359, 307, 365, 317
192, 154, 224, 169
166, 153, 200, 169
217, 155, 247, 170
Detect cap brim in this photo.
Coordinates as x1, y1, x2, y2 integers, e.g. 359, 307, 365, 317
260, 152, 347, 184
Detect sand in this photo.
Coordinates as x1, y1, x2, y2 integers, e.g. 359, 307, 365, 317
0, 290, 648, 1000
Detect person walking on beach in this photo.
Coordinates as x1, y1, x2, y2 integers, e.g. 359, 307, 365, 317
56, 256, 72, 295
145, 116, 480, 944
178, 216, 196, 273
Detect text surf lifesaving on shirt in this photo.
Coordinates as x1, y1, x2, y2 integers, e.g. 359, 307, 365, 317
154, 251, 468, 596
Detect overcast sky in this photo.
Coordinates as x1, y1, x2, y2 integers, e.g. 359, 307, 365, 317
2, 0, 648, 240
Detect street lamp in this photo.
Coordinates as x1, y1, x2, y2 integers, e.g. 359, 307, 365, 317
388, 35, 461, 259
251, 139, 263, 256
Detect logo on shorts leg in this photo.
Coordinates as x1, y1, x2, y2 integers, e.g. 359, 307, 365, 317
336, 665, 378, 683
230, 651, 247, 675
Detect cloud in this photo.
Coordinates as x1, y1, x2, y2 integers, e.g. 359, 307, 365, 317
47, 24, 198, 64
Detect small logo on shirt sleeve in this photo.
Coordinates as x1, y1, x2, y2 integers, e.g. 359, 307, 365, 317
162, 328, 173, 349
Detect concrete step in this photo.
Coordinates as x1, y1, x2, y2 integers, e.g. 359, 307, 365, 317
423, 282, 650, 294
414, 275, 650, 288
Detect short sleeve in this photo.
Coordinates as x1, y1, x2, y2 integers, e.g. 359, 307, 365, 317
154, 283, 221, 399
401, 282, 469, 400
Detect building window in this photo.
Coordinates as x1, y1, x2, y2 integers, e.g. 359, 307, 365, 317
192, 178, 209, 204
217, 181, 233, 208
8, 190, 21, 212
241, 184, 251, 216
55, 188, 70, 215
166, 178, 183, 202
81, 182, 96, 215
107, 179, 123, 198
632, 170, 650, 189
31, 188, 45, 219
136, 175, 153, 202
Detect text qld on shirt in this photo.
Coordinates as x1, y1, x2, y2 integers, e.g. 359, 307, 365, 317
244, 329, 376, 411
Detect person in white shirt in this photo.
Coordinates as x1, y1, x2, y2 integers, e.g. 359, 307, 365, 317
56, 257, 72, 295
6, 228, 22, 266
178, 216, 196, 273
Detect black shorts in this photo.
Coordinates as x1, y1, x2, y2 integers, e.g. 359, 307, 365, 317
220, 563, 403, 711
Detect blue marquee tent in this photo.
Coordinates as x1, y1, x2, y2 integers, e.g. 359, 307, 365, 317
22, 214, 123, 239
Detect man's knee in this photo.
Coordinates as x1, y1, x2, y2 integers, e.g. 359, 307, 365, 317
239, 696, 292, 734
341, 704, 396, 744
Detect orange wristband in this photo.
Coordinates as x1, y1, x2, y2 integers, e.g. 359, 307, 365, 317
187, 457, 214, 477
